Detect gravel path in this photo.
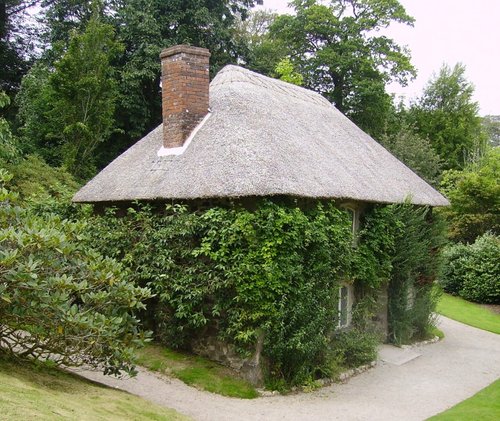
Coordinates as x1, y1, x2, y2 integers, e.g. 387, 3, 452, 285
77, 316, 500, 421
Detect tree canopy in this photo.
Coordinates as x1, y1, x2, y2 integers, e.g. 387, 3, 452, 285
267, 0, 416, 137
408, 63, 486, 170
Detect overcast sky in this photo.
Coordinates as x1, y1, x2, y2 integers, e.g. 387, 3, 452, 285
256, 0, 500, 116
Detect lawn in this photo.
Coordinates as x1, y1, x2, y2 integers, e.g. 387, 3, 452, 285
437, 293, 500, 334
136, 344, 259, 399
0, 356, 190, 421
428, 378, 500, 420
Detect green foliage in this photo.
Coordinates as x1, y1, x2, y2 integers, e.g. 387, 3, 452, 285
408, 63, 487, 170
0, 169, 151, 375
275, 58, 303, 86
3, 155, 79, 200
16, 18, 123, 178
0, 91, 20, 162
482, 115, 500, 147
439, 148, 499, 243
268, 0, 416, 138
235, 9, 282, 76
49, 18, 122, 177
86, 198, 444, 385
368, 203, 446, 344
380, 125, 442, 186
331, 329, 378, 368
440, 233, 500, 304
87, 200, 357, 385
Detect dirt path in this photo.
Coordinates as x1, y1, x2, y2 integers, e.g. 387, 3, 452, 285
77, 316, 500, 421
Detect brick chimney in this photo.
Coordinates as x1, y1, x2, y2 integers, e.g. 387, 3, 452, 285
160, 45, 211, 149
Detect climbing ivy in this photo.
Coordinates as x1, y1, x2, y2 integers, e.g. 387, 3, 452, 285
86, 199, 444, 384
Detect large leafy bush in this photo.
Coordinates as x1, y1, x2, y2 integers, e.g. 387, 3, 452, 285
440, 233, 500, 304
0, 170, 151, 375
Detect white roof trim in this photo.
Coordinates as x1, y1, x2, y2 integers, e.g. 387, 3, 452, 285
157, 111, 212, 157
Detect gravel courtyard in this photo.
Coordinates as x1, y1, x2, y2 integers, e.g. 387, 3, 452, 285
78, 316, 500, 421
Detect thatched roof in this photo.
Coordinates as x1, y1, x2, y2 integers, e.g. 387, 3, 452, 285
73, 65, 449, 206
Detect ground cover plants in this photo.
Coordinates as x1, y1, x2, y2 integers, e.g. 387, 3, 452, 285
136, 344, 259, 398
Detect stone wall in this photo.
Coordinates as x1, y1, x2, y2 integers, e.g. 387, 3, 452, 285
191, 332, 265, 386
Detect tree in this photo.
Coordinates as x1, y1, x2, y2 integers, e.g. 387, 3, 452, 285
408, 63, 487, 170
268, 0, 416, 138
275, 58, 304, 86
17, 18, 123, 178
380, 125, 442, 187
0, 1, 38, 97
482, 115, 500, 148
107, 0, 262, 157
439, 148, 499, 243
234, 9, 283, 76
0, 91, 19, 162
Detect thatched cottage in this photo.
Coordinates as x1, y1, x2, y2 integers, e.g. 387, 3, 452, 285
74, 45, 448, 382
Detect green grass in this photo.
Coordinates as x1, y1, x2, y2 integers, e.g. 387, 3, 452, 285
0, 356, 190, 421
428, 378, 500, 420
437, 293, 500, 334
136, 344, 259, 399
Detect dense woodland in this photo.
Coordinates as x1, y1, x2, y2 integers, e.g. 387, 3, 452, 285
0, 0, 498, 386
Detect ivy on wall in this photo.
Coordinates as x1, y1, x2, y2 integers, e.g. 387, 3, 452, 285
86, 199, 445, 384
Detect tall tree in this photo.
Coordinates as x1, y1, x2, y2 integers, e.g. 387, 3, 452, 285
482, 115, 500, 148
0, 1, 39, 100
234, 9, 282, 75
408, 63, 486, 170
17, 17, 123, 178
268, 0, 416, 138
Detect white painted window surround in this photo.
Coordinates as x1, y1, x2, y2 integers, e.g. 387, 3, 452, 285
337, 284, 353, 329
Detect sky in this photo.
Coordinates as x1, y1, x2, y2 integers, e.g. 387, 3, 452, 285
256, 0, 500, 116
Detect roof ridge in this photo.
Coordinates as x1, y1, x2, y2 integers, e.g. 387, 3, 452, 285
211, 65, 331, 108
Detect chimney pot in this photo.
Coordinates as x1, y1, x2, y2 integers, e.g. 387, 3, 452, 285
160, 45, 211, 149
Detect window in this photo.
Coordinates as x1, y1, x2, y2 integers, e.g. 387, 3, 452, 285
337, 285, 351, 329
341, 204, 360, 246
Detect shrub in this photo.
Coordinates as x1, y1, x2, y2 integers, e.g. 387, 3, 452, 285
331, 329, 378, 368
440, 243, 470, 295
381, 204, 446, 344
441, 233, 500, 304
0, 170, 151, 375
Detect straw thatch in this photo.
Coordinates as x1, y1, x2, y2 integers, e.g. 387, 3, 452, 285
73, 65, 448, 206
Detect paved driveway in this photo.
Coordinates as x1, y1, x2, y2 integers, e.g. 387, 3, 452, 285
78, 316, 500, 420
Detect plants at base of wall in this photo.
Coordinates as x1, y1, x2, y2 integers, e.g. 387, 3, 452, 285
440, 233, 500, 304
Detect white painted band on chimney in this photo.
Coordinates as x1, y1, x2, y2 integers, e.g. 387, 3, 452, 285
157, 111, 212, 157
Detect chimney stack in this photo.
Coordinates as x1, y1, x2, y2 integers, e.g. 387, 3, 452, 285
160, 45, 211, 149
